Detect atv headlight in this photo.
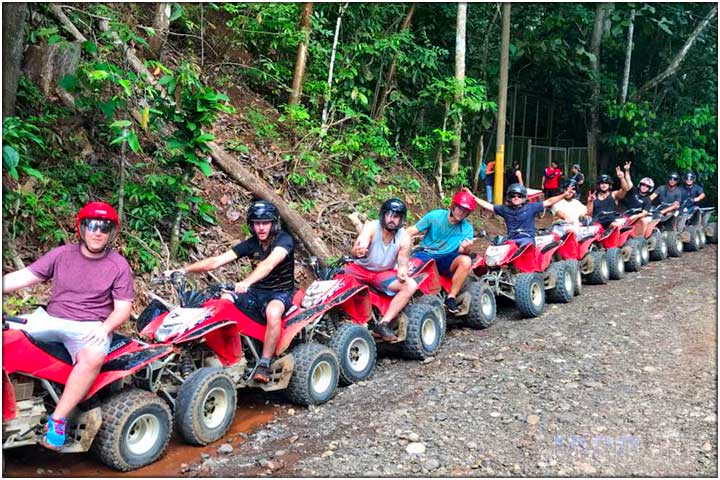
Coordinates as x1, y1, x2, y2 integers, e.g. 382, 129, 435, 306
155, 307, 213, 342
484, 245, 511, 267
301, 280, 342, 308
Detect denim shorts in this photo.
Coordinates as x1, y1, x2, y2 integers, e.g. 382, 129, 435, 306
411, 250, 465, 278
232, 287, 294, 324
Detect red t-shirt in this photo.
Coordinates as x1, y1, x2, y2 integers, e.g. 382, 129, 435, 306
543, 167, 562, 189
28, 243, 134, 321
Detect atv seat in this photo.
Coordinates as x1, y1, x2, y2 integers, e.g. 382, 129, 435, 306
540, 241, 559, 253
24, 331, 133, 365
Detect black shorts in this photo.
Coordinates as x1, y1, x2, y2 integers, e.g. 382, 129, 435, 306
232, 287, 294, 325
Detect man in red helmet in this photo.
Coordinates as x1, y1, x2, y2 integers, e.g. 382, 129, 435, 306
2, 201, 134, 451
405, 191, 476, 314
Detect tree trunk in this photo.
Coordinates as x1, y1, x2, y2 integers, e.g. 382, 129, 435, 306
620, 8, 635, 104
633, 5, 717, 101
373, 3, 415, 121
492, 3, 510, 203
449, 2, 467, 177
472, 134, 485, 194
479, 4, 500, 83
149, 3, 171, 58
321, 2, 349, 131
2, 3, 29, 117
208, 142, 333, 260
289, 3, 313, 105
434, 104, 449, 199
587, 3, 608, 181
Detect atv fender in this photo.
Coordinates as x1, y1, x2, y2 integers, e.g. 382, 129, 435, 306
277, 285, 371, 354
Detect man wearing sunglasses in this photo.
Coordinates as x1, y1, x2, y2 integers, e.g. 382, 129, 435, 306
2, 201, 134, 451
462, 183, 574, 247
619, 161, 656, 235
650, 172, 682, 216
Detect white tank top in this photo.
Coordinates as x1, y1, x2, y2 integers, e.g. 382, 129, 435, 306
355, 221, 405, 272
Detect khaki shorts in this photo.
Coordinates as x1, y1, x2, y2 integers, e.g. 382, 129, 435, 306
12, 307, 111, 364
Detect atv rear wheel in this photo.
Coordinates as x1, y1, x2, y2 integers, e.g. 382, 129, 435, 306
462, 280, 496, 329
666, 231, 683, 257
568, 259, 582, 296
174, 368, 237, 446
546, 261, 574, 304
582, 251, 609, 285
397, 302, 443, 360
91, 389, 172, 471
706, 222, 718, 244
514, 273, 545, 318
683, 226, 701, 252
328, 323, 377, 385
286, 343, 339, 406
624, 242, 642, 272
607, 248, 625, 280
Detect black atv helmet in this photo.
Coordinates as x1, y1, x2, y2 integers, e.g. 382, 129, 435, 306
560, 179, 578, 191
667, 172, 680, 183
379, 198, 407, 231
247, 200, 280, 235
596, 174, 613, 185
505, 183, 527, 206
684, 172, 696, 183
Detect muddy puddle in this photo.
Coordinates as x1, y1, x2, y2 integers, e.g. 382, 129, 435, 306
3, 393, 277, 477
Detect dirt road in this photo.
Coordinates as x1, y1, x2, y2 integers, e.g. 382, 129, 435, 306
4, 246, 717, 477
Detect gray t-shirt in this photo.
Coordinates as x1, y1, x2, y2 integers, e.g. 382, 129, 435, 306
355, 220, 407, 272
28, 243, 134, 321
654, 185, 683, 207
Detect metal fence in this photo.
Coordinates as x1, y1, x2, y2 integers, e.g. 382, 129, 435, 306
525, 143, 589, 190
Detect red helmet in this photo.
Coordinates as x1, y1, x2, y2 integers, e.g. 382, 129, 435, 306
451, 191, 476, 212
76, 201, 120, 239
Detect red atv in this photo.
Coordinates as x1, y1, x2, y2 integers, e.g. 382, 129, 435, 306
676, 199, 717, 251
475, 230, 576, 318
596, 214, 645, 277
2, 315, 174, 471
314, 256, 446, 360
551, 222, 609, 288
137, 272, 372, 446
408, 248, 497, 331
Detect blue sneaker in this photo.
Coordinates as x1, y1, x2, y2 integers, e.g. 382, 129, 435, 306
42, 416, 66, 451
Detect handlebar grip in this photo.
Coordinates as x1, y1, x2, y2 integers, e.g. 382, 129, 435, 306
3, 315, 27, 325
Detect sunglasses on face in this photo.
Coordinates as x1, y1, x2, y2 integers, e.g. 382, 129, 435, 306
669, 178, 679, 182
83, 218, 114, 234
509, 193, 524, 199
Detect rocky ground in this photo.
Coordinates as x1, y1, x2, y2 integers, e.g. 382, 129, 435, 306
196, 245, 717, 478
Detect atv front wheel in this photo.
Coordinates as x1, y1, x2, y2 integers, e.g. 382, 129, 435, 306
174, 368, 237, 445
582, 251, 609, 285
328, 323, 377, 385
462, 280, 496, 329
635, 238, 650, 265
706, 222, 718, 244
514, 273, 545, 318
607, 248, 625, 280
567, 259, 582, 296
91, 389, 172, 471
546, 261, 574, 304
666, 231, 683, 257
413, 294, 446, 343
397, 302, 443, 359
683, 226, 701, 252
649, 230, 668, 261
624, 242, 642, 272
286, 343, 339, 406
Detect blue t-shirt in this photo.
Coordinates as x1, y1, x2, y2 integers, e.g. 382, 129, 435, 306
493, 202, 545, 241
415, 209, 474, 255
681, 184, 704, 203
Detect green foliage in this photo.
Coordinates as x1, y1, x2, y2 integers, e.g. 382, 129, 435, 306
2, 117, 45, 180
